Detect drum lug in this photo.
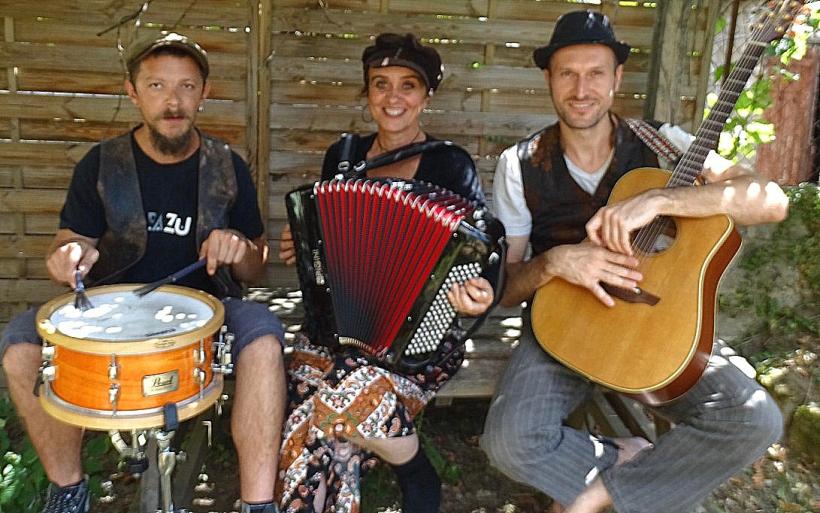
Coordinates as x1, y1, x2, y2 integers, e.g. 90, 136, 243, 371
41, 345, 56, 361
193, 368, 206, 399
193, 347, 206, 365
108, 355, 119, 380
193, 368, 206, 384
109, 384, 120, 413
41, 364, 57, 382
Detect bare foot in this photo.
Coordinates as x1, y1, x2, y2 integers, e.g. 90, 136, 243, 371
613, 436, 653, 465
563, 478, 611, 513
560, 437, 652, 513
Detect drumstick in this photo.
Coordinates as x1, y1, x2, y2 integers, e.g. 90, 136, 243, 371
73, 270, 94, 311
133, 259, 208, 298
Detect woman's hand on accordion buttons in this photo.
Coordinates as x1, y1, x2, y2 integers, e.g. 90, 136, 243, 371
278, 224, 296, 266
447, 277, 494, 316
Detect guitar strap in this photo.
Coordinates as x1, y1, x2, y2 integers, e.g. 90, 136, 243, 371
623, 118, 683, 165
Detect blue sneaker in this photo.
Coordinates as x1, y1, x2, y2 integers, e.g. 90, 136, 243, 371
40, 478, 90, 513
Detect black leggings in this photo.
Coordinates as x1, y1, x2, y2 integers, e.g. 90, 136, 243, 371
391, 448, 441, 513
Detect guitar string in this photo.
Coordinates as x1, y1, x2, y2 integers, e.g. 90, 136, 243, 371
629, 14, 775, 274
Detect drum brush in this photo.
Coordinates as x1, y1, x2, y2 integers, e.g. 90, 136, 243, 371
133, 259, 207, 298
73, 270, 94, 311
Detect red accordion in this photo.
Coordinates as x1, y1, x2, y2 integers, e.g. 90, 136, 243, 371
286, 178, 505, 371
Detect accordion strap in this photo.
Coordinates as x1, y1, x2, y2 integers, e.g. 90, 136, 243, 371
336, 138, 456, 179
336, 133, 357, 174
623, 118, 683, 164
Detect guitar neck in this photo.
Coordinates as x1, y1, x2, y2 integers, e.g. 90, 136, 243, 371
668, 32, 770, 188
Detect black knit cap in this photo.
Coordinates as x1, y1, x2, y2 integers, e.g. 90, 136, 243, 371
533, 10, 630, 69
361, 33, 444, 94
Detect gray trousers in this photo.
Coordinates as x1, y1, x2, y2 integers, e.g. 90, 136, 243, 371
480, 323, 783, 513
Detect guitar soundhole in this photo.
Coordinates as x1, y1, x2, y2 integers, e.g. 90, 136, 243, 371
633, 216, 677, 255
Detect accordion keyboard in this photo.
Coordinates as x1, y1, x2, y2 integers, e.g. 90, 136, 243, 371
405, 262, 483, 356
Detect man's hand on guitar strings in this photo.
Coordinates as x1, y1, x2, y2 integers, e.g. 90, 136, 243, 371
585, 189, 668, 256
546, 242, 641, 307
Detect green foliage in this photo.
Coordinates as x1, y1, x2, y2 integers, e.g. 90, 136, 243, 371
720, 184, 820, 362
709, 5, 820, 162
0, 395, 47, 513
788, 403, 820, 467
0, 394, 114, 513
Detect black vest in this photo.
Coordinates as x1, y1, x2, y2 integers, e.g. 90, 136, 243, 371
90, 129, 242, 297
519, 119, 663, 257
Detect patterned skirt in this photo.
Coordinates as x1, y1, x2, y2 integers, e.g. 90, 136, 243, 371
276, 334, 463, 513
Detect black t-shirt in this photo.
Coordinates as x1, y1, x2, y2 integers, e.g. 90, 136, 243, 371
59, 134, 264, 296
320, 133, 485, 205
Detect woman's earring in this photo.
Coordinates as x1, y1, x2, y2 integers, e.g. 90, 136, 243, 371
197, 103, 205, 113
361, 105, 373, 123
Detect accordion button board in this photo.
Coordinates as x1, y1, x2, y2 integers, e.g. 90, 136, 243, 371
286, 177, 506, 373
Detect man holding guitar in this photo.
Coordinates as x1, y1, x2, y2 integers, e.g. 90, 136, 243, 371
481, 10, 790, 513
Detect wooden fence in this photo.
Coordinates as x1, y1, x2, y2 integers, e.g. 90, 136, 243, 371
0, 0, 717, 331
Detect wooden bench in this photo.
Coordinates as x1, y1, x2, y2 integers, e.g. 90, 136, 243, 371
249, 286, 666, 439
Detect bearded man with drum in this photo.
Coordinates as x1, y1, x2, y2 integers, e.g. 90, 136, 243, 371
480, 10, 790, 513
0, 33, 284, 513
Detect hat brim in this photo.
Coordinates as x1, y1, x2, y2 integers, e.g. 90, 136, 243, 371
533, 40, 630, 69
128, 38, 210, 79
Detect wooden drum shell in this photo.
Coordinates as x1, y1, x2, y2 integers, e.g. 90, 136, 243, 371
36, 284, 225, 430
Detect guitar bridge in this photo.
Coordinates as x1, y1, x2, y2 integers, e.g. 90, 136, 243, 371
601, 283, 660, 306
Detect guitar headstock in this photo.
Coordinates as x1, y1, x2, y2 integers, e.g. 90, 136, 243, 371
753, 1, 807, 43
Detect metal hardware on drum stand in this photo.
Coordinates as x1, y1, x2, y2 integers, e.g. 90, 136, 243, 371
156, 430, 180, 513
110, 430, 150, 475
109, 428, 192, 513
212, 326, 235, 376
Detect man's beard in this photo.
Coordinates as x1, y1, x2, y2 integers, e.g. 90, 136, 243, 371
147, 116, 195, 156
554, 100, 609, 130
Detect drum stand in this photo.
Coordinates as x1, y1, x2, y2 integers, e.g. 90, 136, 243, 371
109, 329, 234, 513
110, 426, 191, 513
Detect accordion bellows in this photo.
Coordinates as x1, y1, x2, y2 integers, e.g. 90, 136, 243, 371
287, 178, 504, 371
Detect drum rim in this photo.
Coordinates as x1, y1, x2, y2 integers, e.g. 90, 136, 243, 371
35, 284, 225, 354
40, 374, 224, 430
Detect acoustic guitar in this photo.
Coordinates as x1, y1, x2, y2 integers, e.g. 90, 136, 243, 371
531, 0, 805, 406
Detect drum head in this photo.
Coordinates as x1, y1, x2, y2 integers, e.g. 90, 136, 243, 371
48, 289, 214, 341
36, 284, 224, 353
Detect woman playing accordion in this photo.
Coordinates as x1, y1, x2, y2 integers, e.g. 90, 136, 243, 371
277, 33, 503, 513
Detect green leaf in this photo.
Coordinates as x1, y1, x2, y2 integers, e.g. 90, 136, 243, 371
713, 64, 725, 82
714, 16, 727, 34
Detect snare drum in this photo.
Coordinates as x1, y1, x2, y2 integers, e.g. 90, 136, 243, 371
36, 284, 226, 430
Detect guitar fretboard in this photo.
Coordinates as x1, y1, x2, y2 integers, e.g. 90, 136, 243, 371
668, 40, 769, 187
